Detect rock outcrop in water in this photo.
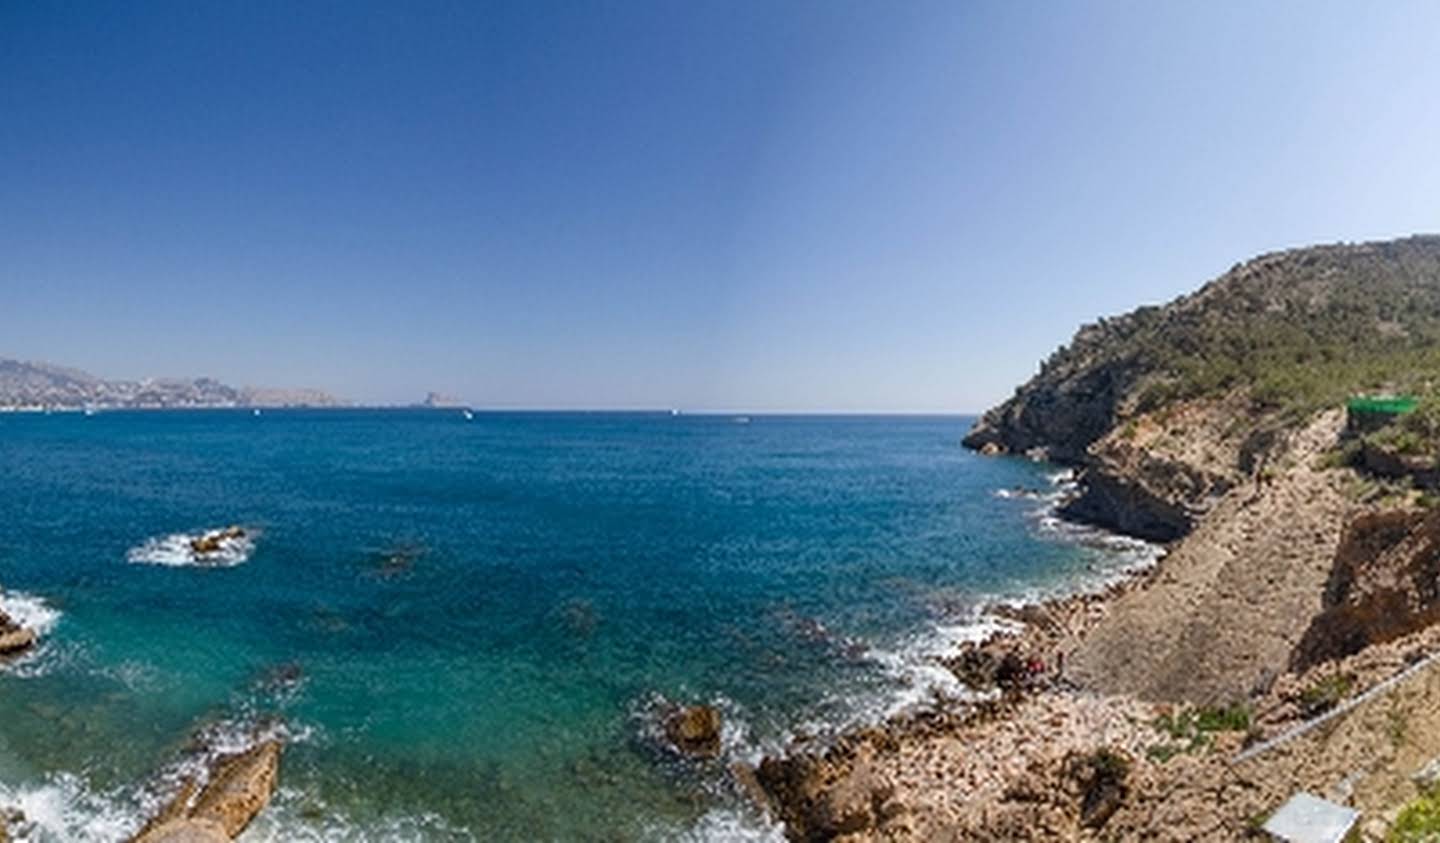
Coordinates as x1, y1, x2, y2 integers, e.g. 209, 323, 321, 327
663, 704, 723, 759
133, 741, 282, 843
0, 589, 37, 658
188, 527, 249, 561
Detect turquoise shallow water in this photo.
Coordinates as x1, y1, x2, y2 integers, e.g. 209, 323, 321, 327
0, 411, 1150, 840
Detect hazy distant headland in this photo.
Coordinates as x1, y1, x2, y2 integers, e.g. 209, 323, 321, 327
0, 358, 345, 411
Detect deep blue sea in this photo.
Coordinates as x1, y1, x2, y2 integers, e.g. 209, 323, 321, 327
0, 410, 1154, 841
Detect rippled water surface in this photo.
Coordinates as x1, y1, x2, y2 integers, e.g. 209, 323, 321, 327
0, 411, 1150, 840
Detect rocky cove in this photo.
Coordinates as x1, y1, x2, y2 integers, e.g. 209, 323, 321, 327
746, 237, 1440, 841
10, 238, 1440, 839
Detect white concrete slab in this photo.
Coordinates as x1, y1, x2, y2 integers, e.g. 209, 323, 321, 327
1263, 792, 1359, 843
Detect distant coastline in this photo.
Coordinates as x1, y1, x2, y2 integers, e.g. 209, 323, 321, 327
0, 357, 346, 411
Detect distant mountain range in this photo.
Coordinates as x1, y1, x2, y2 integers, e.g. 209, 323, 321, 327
0, 358, 345, 410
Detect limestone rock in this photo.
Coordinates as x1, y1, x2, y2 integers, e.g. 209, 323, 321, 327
189, 527, 246, 559
1292, 507, 1440, 668
0, 627, 35, 656
664, 705, 723, 759
189, 740, 281, 838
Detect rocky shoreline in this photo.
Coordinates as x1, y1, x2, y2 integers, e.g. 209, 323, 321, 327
748, 238, 1440, 840
745, 403, 1440, 839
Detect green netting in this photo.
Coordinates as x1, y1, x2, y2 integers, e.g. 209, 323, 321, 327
1346, 396, 1418, 416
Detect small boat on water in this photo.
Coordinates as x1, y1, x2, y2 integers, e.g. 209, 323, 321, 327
462, 410, 474, 421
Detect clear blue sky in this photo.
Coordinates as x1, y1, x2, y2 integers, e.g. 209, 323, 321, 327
3, 1, 1439, 411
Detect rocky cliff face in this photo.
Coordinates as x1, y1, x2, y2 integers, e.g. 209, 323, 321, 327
1292, 508, 1440, 669
965, 235, 1440, 541
962, 315, 1155, 464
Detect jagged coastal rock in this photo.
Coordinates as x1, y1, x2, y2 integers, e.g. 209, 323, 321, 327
133, 740, 282, 843
662, 704, 723, 758
188, 527, 249, 561
0, 591, 37, 658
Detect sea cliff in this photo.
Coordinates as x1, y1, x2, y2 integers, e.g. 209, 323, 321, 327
754, 235, 1440, 840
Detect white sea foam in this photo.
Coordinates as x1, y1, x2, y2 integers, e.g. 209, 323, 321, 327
667, 807, 787, 842
860, 615, 1014, 722
0, 773, 462, 843
0, 591, 60, 637
6, 716, 323, 843
0, 774, 140, 843
126, 527, 256, 568
995, 468, 1166, 596
773, 467, 1164, 747
0, 591, 63, 676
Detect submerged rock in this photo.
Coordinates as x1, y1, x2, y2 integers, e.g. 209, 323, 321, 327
664, 704, 723, 759
363, 543, 424, 581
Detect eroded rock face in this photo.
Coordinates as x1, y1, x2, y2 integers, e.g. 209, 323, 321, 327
962, 343, 1145, 465
1293, 508, 1440, 669
1059, 466, 1193, 543
663, 705, 722, 759
1057, 436, 1233, 543
1360, 442, 1440, 488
